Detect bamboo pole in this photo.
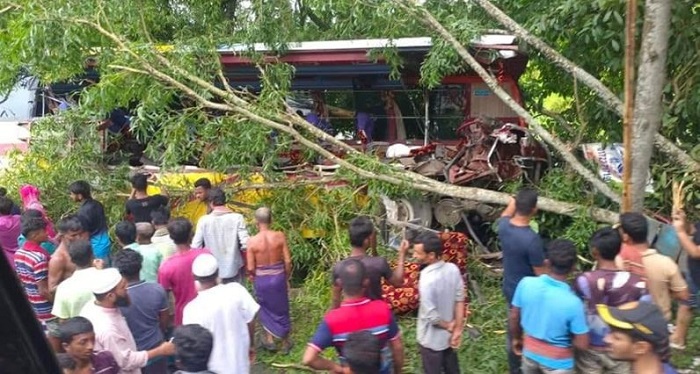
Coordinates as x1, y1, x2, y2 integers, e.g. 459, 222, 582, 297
622, 0, 637, 212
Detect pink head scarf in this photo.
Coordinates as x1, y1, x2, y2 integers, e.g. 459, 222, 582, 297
19, 184, 57, 239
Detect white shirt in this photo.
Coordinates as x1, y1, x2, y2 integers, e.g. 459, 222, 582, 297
191, 210, 250, 279
183, 283, 260, 374
51, 267, 98, 319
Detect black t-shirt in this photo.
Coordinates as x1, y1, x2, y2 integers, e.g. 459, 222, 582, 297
332, 255, 393, 301
689, 224, 700, 287
125, 195, 169, 223
78, 199, 108, 236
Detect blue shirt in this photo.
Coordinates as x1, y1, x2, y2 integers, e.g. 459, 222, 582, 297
119, 280, 168, 350
512, 275, 588, 370
497, 217, 545, 303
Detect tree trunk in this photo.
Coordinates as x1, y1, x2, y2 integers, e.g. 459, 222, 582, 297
630, 0, 672, 211
471, 0, 699, 172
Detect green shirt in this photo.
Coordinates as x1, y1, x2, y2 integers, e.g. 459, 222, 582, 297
135, 243, 163, 283
51, 267, 99, 319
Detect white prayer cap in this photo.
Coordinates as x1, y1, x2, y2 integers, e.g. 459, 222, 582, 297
192, 253, 218, 278
90, 268, 123, 294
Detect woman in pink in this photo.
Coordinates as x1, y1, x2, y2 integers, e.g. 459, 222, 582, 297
20, 185, 56, 239
0, 196, 21, 265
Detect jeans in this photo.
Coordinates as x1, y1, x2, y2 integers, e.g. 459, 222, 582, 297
522, 357, 573, 374
506, 306, 522, 374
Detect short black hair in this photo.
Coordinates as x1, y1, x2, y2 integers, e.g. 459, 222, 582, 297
515, 188, 538, 216
168, 218, 193, 245
348, 216, 374, 248
113, 249, 143, 278
0, 187, 7, 196
173, 324, 214, 372
21, 209, 43, 222
57, 215, 83, 234
338, 258, 366, 296
0, 196, 14, 215
208, 188, 226, 206
58, 317, 94, 344
56, 353, 76, 371
151, 207, 170, 226
619, 212, 648, 244
589, 227, 622, 261
545, 239, 578, 275
413, 231, 442, 257
193, 178, 212, 190
115, 221, 137, 245
67, 240, 93, 268
69, 180, 92, 199
21, 216, 47, 238
344, 330, 382, 374
130, 173, 148, 191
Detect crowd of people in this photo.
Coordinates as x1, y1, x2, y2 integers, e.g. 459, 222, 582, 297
0, 174, 698, 374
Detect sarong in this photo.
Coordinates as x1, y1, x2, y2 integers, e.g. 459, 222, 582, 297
254, 262, 291, 339
91, 231, 112, 263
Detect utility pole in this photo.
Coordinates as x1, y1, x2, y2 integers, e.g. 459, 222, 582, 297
622, 0, 637, 212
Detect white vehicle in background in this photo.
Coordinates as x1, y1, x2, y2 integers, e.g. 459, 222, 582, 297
0, 75, 39, 168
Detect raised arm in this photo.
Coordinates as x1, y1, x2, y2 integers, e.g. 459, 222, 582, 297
387, 240, 409, 287
501, 197, 516, 218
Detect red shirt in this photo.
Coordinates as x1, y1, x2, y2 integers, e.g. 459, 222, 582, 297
157, 248, 210, 325
619, 244, 646, 279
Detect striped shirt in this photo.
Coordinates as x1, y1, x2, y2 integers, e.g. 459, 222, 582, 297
14, 241, 53, 321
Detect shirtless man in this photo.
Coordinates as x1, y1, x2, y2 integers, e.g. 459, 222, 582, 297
246, 207, 293, 353
48, 215, 89, 292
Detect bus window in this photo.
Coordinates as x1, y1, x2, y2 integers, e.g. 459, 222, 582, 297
429, 86, 466, 140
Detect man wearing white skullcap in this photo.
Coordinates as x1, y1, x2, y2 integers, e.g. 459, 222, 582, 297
80, 268, 175, 374
183, 253, 260, 374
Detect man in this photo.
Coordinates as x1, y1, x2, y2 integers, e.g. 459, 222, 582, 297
49, 215, 90, 292
58, 317, 120, 374
0, 196, 21, 266
331, 216, 408, 309
183, 253, 260, 374
510, 239, 589, 374
412, 231, 465, 374
343, 331, 383, 374
133, 223, 162, 283
80, 268, 175, 373
246, 207, 292, 352
192, 178, 212, 225
17, 209, 57, 254
669, 211, 700, 350
52, 240, 101, 320
69, 181, 111, 262
113, 249, 170, 374
616, 212, 689, 321
150, 208, 176, 260
14, 216, 60, 350
115, 221, 139, 251
172, 324, 216, 374
125, 174, 169, 223
573, 227, 650, 374
497, 189, 546, 374
192, 188, 249, 283
599, 302, 679, 374
157, 218, 209, 326
303, 259, 405, 374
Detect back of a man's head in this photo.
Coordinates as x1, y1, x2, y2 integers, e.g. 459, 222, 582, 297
589, 227, 622, 261
130, 173, 148, 192
115, 221, 136, 245
173, 324, 214, 372
344, 330, 382, 374
338, 258, 367, 297
57, 215, 83, 234
135, 222, 155, 241
255, 207, 271, 225
208, 188, 226, 207
348, 216, 374, 248
619, 212, 648, 245
0, 196, 14, 215
515, 188, 538, 216
151, 207, 170, 226
545, 239, 578, 275
168, 218, 193, 245
67, 240, 94, 268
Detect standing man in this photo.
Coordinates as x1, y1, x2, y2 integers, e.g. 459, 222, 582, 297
192, 188, 249, 284
80, 268, 175, 373
303, 259, 405, 374
58, 317, 120, 374
331, 216, 408, 309
192, 178, 212, 226
0, 196, 21, 266
599, 302, 679, 374
69, 181, 111, 263
116, 221, 139, 251
133, 223, 163, 284
412, 231, 465, 374
246, 207, 292, 352
498, 189, 546, 374
52, 240, 101, 320
158, 218, 209, 326
510, 239, 589, 374
183, 253, 260, 374
49, 215, 89, 292
113, 249, 170, 374
14, 217, 60, 350
172, 324, 216, 374
126, 174, 169, 223
669, 210, 700, 350
151, 208, 176, 260
573, 227, 650, 373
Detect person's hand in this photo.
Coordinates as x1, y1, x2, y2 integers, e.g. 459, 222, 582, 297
331, 363, 345, 374
672, 209, 687, 231
511, 338, 523, 356
159, 341, 176, 356
399, 239, 410, 255
450, 329, 463, 349
93, 259, 105, 270
446, 320, 456, 333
